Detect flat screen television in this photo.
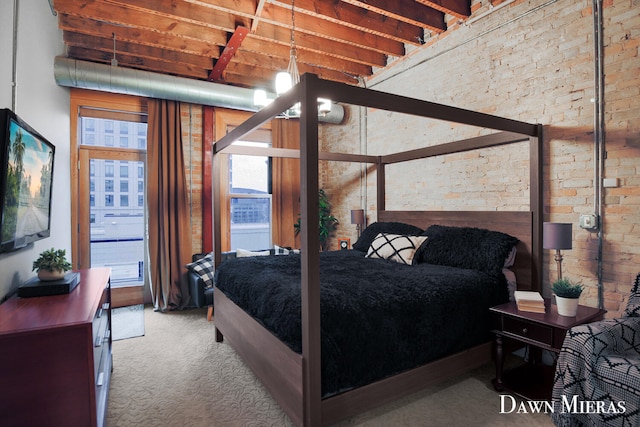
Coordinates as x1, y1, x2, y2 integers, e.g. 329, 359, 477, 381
0, 108, 55, 253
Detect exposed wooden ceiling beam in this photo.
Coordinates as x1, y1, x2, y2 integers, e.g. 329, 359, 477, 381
52, 0, 470, 89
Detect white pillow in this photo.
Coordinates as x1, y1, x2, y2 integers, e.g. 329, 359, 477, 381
236, 248, 271, 258
365, 233, 427, 265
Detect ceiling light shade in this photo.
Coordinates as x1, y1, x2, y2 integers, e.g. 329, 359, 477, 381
275, 71, 293, 95
253, 89, 269, 106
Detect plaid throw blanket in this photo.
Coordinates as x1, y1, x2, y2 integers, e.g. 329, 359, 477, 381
552, 274, 640, 427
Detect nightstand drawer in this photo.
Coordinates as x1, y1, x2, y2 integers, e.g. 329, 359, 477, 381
503, 317, 553, 346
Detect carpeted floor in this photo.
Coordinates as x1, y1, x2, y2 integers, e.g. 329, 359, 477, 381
106, 306, 555, 427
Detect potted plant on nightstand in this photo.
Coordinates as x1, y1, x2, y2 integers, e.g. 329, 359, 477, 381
552, 278, 584, 317
33, 248, 72, 281
294, 189, 339, 251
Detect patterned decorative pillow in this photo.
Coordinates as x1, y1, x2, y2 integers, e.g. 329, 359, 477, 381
365, 233, 428, 265
273, 244, 300, 255
353, 222, 424, 252
624, 272, 640, 317
186, 252, 215, 289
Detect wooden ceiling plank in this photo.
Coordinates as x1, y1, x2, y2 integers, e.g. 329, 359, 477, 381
54, 0, 228, 46
415, 0, 471, 20
259, 3, 405, 57
209, 26, 250, 81
67, 46, 211, 80
58, 14, 222, 59
63, 31, 214, 69
194, 0, 424, 45
236, 41, 371, 77
341, 0, 446, 32
252, 21, 387, 67
105, 0, 252, 32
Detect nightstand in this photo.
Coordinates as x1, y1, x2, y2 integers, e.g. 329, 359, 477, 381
490, 299, 605, 400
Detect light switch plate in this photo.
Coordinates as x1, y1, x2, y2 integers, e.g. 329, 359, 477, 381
579, 213, 598, 230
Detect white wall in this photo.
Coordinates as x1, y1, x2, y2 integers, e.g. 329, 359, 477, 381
0, 0, 70, 301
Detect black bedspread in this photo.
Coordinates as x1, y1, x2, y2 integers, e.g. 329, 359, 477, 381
215, 250, 509, 397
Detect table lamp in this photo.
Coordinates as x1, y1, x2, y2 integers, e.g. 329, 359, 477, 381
543, 222, 572, 281
351, 209, 365, 239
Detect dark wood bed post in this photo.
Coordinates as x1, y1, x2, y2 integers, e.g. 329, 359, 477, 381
299, 74, 322, 426
530, 124, 544, 291
376, 162, 385, 211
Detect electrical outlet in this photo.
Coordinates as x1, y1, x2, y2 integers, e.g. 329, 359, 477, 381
579, 213, 598, 230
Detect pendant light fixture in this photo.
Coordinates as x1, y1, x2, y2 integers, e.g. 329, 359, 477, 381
254, 0, 331, 117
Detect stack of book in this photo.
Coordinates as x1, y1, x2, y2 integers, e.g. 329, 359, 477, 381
514, 291, 545, 313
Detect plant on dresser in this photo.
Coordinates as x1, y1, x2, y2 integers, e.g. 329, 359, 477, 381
32, 247, 72, 281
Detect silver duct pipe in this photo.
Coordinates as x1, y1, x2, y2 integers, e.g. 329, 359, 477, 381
53, 56, 344, 124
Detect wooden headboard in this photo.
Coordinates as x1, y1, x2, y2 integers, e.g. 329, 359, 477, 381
379, 210, 535, 291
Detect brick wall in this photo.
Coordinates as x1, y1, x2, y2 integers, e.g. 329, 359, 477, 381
180, 103, 204, 254
321, 0, 639, 317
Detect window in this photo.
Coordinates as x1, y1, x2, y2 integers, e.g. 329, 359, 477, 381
105, 195, 114, 207
105, 180, 114, 192
90, 179, 95, 192
90, 194, 95, 207
228, 138, 272, 251
120, 195, 129, 207
119, 137, 128, 148
138, 195, 144, 207
120, 181, 128, 192
120, 164, 129, 177
105, 162, 114, 177
138, 180, 144, 192
105, 135, 114, 147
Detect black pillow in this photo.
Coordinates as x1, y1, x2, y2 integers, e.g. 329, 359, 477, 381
352, 221, 423, 252
416, 225, 519, 276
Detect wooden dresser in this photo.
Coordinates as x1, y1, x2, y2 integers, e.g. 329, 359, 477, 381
0, 268, 112, 427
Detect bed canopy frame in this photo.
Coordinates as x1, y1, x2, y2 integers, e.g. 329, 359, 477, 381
212, 73, 543, 426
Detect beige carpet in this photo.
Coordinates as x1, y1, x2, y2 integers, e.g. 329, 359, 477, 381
106, 306, 555, 427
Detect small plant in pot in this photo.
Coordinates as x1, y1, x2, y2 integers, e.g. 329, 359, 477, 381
33, 248, 72, 281
552, 278, 584, 317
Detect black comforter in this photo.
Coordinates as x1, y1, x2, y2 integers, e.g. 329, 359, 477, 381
215, 250, 509, 396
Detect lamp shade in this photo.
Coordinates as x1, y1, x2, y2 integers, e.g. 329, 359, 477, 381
543, 222, 572, 250
350, 209, 364, 225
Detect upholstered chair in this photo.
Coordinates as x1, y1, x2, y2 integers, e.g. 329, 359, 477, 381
551, 273, 640, 427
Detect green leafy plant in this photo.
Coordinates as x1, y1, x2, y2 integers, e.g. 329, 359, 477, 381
552, 278, 584, 299
32, 248, 72, 272
294, 189, 339, 251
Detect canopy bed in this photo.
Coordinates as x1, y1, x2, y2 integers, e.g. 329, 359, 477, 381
211, 74, 543, 426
